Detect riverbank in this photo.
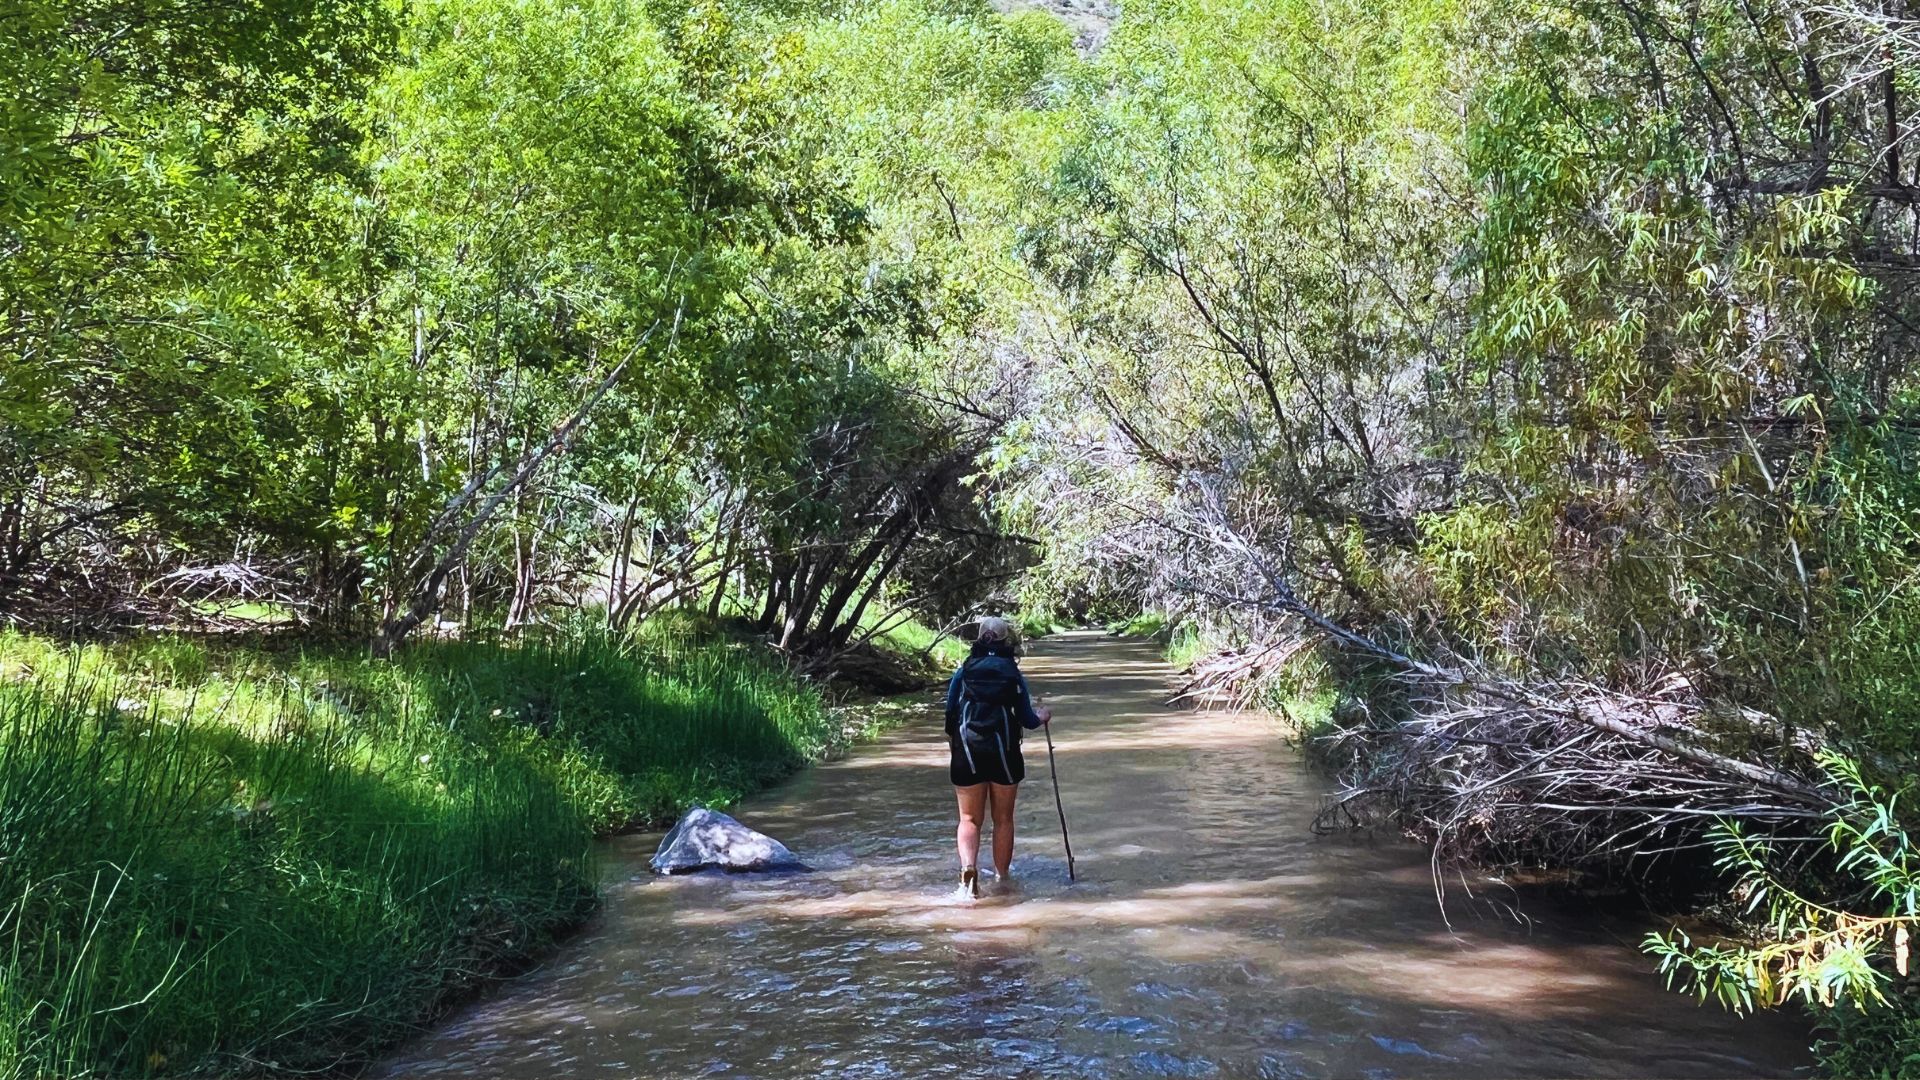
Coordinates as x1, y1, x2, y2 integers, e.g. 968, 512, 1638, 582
0, 621, 909, 1078
1140, 621, 1919, 1077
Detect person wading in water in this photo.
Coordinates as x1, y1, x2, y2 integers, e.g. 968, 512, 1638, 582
945, 616, 1052, 897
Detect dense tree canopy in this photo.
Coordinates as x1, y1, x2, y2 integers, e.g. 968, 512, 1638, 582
5, 0, 1919, 1068
1, 0, 1071, 643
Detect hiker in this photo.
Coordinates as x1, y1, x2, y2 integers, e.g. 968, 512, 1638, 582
945, 616, 1051, 897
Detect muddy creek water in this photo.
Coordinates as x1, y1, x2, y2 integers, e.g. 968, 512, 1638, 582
382, 632, 1811, 1078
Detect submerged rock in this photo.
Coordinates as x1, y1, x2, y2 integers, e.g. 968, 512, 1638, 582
650, 807, 807, 874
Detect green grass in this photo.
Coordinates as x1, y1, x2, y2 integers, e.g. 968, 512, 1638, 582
1164, 622, 1209, 669
866, 615, 968, 670
1153, 620, 1338, 742
869, 610, 1076, 671
1108, 610, 1174, 641
0, 620, 840, 1078
185, 599, 298, 624
1014, 608, 1072, 640
1260, 678, 1339, 744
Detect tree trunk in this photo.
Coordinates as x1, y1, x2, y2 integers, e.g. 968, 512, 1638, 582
706, 491, 743, 621
755, 554, 787, 633
779, 555, 832, 650
506, 511, 539, 630
828, 530, 918, 649
375, 326, 655, 656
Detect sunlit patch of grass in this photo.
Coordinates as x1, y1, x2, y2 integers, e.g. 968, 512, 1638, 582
1109, 610, 1173, 641
1153, 623, 1337, 743
0, 619, 837, 1078
1015, 609, 1071, 640
186, 599, 299, 624
866, 616, 967, 670
1260, 681, 1339, 743
1163, 622, 1210, 669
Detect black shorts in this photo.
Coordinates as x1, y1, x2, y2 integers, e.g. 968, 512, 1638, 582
950, 735, 1025, 787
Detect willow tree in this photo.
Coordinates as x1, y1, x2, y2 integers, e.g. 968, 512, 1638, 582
358, 0, 768, 647
989, 0, 1920, 883
1453, 0, 1920, 756
1011, 0, 1474, 628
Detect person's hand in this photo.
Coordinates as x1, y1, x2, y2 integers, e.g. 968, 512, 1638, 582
1035, 705, 1053, 725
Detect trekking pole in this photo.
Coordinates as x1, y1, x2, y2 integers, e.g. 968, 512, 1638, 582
1040, 714, 1076, 882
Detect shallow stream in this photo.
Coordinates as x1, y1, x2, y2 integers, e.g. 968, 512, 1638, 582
382, 632, 1810, 1078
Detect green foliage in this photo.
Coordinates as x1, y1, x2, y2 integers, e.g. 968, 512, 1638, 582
1014, 608, 1071, 641
1253, 654, 1341, 743
1786, 429, 1920, 763
1645, 753, 1919, 1074
2, 0, 1049, 642
867, 616, 968, 671
1436, 0, 1908, 728
1108, 610, 1173, 641
0, 624, 835, 1077
1163, 623, 1211, 672
1008, 0, 1473, 621
1000, 4, 1920, 1067
1814, 996, 1920, 1080
0, 0, 396, 611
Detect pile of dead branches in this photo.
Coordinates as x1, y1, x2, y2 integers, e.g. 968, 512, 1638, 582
1311, 667, 1832, 876
1174, 486, 1838, 880
1170, 633, 1313, 709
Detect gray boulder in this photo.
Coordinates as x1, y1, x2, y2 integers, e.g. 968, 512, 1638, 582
650, 807, 807, 874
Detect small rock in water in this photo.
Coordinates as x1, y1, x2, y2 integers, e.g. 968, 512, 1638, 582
650, 807, 807, 874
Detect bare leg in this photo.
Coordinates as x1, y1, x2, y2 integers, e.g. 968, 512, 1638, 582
955, 784, 988, 871
988, 782, 1019, 878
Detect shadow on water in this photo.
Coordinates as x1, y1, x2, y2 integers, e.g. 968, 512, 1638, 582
379, 632, 1812, 1079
